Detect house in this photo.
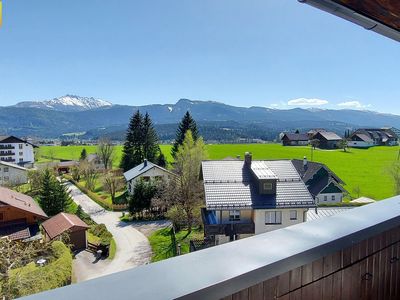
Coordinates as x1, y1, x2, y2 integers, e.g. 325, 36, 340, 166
0, 187, 48, 241
124, 159, 175, 194
349, 128, 398, 147
307, 128, 326, 139
311, 131, 342, 149
87, 154, 105, 170
292, 157, 347, 204
201, 152, 315, 245
42, 212, 89, 250
56, 160, 79, 174
348, 132, 374, 148
280, 133, 309, 146
0, 161, 29, 186
0, 135, 37, 167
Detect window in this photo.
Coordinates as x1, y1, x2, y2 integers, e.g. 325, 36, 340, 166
19, 158, 23, 162
142, 176, 150, 182
3, 167, 8, 173
263, 182, 273, 190
290, 210, 297, 220
324, 195, 328, 201
265, 211, 282, 224
19, 144, 23, 149
331, 195, 336, 201
19, 152, 23, 156
229, 210, 240, 221
4, 176, 9, 182
0, 212, 3, 221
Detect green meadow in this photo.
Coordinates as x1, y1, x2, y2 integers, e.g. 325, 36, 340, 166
38, 144, 400, 200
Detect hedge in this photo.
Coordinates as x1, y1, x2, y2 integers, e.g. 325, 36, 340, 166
68, 178, 113, 210
6, 241, 72, 298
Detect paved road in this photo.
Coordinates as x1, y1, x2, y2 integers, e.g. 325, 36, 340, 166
65, 181, 154, 282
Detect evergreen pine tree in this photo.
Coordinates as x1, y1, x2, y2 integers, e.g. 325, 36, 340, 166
120, 110, 144, 171
142, 112, 159, 162
156, 147, 167, 168
171, 111, 198, 158
80, 148, 87, 161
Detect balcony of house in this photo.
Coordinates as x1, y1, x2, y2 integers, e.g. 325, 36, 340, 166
0, 145, 15, 150
23, 196, 400, 300
0, 157, 15, 163
201, 208, 255, 236
0, 151, 15, 156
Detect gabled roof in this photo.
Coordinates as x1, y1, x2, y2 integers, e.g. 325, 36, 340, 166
41, 212, 89, 240
281, 133, 309, 141
202, 160, 315, 209
0, 135, 38, 148
315, 131, 342, 141
352, 133, 373, 143
124, 160, 175, 181
0, 187, 47, 219
291, 159, 344, 184
57, 160, 79, 168
0, 160, 29, 171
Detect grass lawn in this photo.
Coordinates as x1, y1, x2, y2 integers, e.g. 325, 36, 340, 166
148, 226, 203, 262
39, 144, 400, 200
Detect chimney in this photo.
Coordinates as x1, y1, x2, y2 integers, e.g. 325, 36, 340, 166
143, 159, 148, 167
303, 156, 308, 170
244, 152, 252, 165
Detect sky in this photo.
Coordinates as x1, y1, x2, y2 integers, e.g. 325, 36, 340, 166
0, 0, 399, 113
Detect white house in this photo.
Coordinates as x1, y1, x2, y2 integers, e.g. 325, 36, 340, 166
0, 136, 36, 167
0, 161, 28, 186
348, 133, 374, 148
124, 159, 175, 194
201, 153, 315, 245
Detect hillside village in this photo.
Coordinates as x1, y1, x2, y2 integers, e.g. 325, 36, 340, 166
1, 108, 399, 298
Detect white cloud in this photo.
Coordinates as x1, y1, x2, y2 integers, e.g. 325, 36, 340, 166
337, 101, 371, 109
287, 98, 329, 106
269, 103, 279, 108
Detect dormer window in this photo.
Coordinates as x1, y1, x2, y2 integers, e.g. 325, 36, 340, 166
263, 182, 273, 190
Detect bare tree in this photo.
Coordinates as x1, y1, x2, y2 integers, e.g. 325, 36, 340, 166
0, 238, 52, 299
310, 139, 320, 150
388, 161, 400, 195
339, 139, 348, 152
97, 138, 114, 170
79, 160, 98, 192
353, 185, 361, 198
102, 171, 125, 203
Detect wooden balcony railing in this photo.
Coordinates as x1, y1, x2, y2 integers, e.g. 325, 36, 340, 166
22, 195, 400, 300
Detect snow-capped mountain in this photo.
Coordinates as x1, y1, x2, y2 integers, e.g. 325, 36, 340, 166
14, 95, 112, 112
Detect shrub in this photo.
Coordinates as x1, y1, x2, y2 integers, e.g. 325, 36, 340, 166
7, 241, 72, 298
89, 224, 113, 246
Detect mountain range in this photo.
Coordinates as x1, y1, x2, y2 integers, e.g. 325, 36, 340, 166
1, 95, 400, 141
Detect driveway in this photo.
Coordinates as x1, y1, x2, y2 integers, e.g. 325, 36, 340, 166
65, 181, 163, 282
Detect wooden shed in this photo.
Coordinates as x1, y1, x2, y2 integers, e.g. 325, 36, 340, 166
42, 212, 89, 250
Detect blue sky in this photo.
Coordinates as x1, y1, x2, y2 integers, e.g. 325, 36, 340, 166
0, 0, 399, 113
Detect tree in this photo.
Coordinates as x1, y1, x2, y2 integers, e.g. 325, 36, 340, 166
128, 179, 158, 217
80, 160, 98, 192
353, 185, 361, 198
310, 138, 320, 150
142, 112, 159, 163
171, 111, 198, 158
97, 138, 114, 170
79, 148, 87, 161
0, 238, 53, 299
37, 169, 71, 216
27, 169, 43, 194
295, 129, 300, 134
120, 110, 144, 171
71, 165, 81, 181
339, 139, 348, 152
102, 171, 125, 203
156, 148, 167, 168
167, 130, 206, 232
388, 161, 400, 195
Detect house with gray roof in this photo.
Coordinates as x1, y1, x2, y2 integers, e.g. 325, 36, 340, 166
349, 128, 398, 147
292, 157, 347, 204
311, 131, 342, 149
124, 159, 175, 194
281, 133, 309, 146
201, 153, 315, 245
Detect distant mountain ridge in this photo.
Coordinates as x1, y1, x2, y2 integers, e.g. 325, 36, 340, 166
13, 95, 112, 112
1, 97, 400, 140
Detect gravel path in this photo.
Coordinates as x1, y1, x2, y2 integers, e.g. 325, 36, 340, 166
66, 181, 154, 282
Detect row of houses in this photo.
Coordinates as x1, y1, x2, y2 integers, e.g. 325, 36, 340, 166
123, 153, 347, 246
281, 127, 399, 149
